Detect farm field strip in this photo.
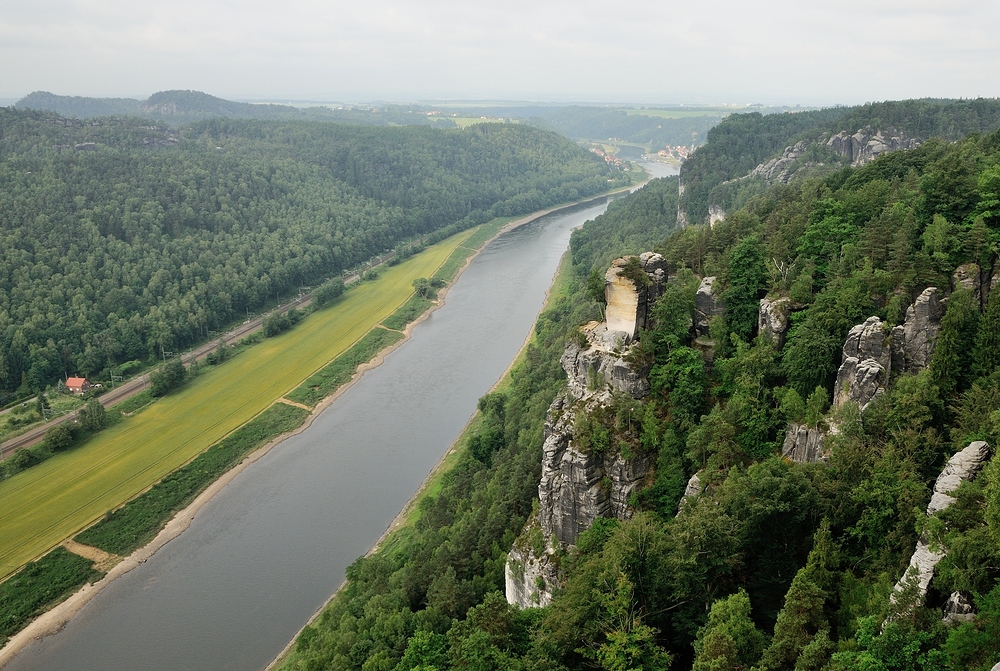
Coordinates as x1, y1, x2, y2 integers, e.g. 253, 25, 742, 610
0, 229, 473, 579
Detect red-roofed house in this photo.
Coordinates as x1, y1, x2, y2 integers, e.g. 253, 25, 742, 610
66, 377, 91, 395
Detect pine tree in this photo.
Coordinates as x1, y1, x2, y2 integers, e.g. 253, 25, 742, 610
756, 520, 838, 671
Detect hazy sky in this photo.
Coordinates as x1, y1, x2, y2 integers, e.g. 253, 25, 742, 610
2, 0, 998, 105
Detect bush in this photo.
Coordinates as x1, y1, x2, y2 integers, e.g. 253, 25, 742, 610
149, 359, 186, 397
312, 278, 346, 308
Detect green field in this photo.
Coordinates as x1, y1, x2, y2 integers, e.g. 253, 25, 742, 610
0, 229, 473, 579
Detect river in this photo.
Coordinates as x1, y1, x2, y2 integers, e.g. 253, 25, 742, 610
4, 162, 677, 671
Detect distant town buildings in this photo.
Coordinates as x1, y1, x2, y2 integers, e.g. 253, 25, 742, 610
657, 144, 695, 160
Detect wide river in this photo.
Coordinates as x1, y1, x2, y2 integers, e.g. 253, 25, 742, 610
6, 162, 677, 671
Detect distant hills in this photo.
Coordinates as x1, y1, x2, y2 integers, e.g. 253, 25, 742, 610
12, 89, 737, 147
13, 90, 459, 127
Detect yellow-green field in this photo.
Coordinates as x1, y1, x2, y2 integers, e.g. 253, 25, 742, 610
0, 229, 472, 579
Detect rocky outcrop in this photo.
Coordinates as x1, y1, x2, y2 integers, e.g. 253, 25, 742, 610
708, 205, 726, 227
891, 441, 991, 614
833, 317, 892, 411
694, 276, 723, 340
748, 141, 807, 183
890, 287, 943, 374
781, 424, 827, 463
604, 253, 667, 342
827, 129, 920, 165
675, 472, 702, 517
942, 592, 975, 625
953, 262, 984, 308
509, 255, 664, 605
505, 514, 559, 608
562, 324, 651, 401
537, 395, 654, 546
758, 296, 791, 349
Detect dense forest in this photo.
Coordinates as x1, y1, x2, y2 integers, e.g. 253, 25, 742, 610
0, 108, 624, 400
283, 101, 1000, 671
679, 98, 1000, 224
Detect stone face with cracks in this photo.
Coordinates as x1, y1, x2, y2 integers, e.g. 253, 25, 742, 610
891, 287, 943, 375
781, 423, 826, 463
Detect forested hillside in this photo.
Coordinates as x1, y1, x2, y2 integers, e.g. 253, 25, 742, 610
0, 108, 624, 400
680, 98, 1000, 224
282, 106, 1000, 671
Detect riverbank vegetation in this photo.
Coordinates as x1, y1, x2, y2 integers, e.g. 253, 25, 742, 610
280, 102, 1000, 671
0, 107, 627, 406
0, 547, 103, 648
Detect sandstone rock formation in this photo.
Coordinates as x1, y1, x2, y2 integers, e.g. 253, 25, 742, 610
536, 396, 654, 547
952, 262, 984, 307
758, 296, 791, 348
708, 205, 726, 227
890, 287, 943, 374
833, 317, 892, 411
785, 289, 944, 464
505, 514, 559, 608
748, 141, 807, 183
694, 276, 723, 341
891, 441, 991, 615
941, 592, 975, 625
562, 330, 650, 401
675, 472, 702, 517
827, 129, 920, 165
781, 424, 827, 463
604, 253, 667, 342
508, 255, 664, 606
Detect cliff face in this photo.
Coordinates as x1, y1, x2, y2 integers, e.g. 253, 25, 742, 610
507, 255, 663, 607
827, 128, 920, 165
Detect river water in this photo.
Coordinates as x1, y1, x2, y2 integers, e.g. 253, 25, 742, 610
5, 163, 677, 671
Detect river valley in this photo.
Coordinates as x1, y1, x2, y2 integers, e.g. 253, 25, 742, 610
4, 162, 676, 671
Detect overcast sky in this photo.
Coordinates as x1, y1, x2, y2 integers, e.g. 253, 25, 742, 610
2, 0, 998, 105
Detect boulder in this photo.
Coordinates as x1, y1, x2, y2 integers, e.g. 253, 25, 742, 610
758, 296, 791, 348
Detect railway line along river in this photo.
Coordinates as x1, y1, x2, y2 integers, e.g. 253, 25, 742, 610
4, 162, 677, 671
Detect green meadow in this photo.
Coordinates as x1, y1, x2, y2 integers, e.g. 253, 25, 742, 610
0, 229, 472, 579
